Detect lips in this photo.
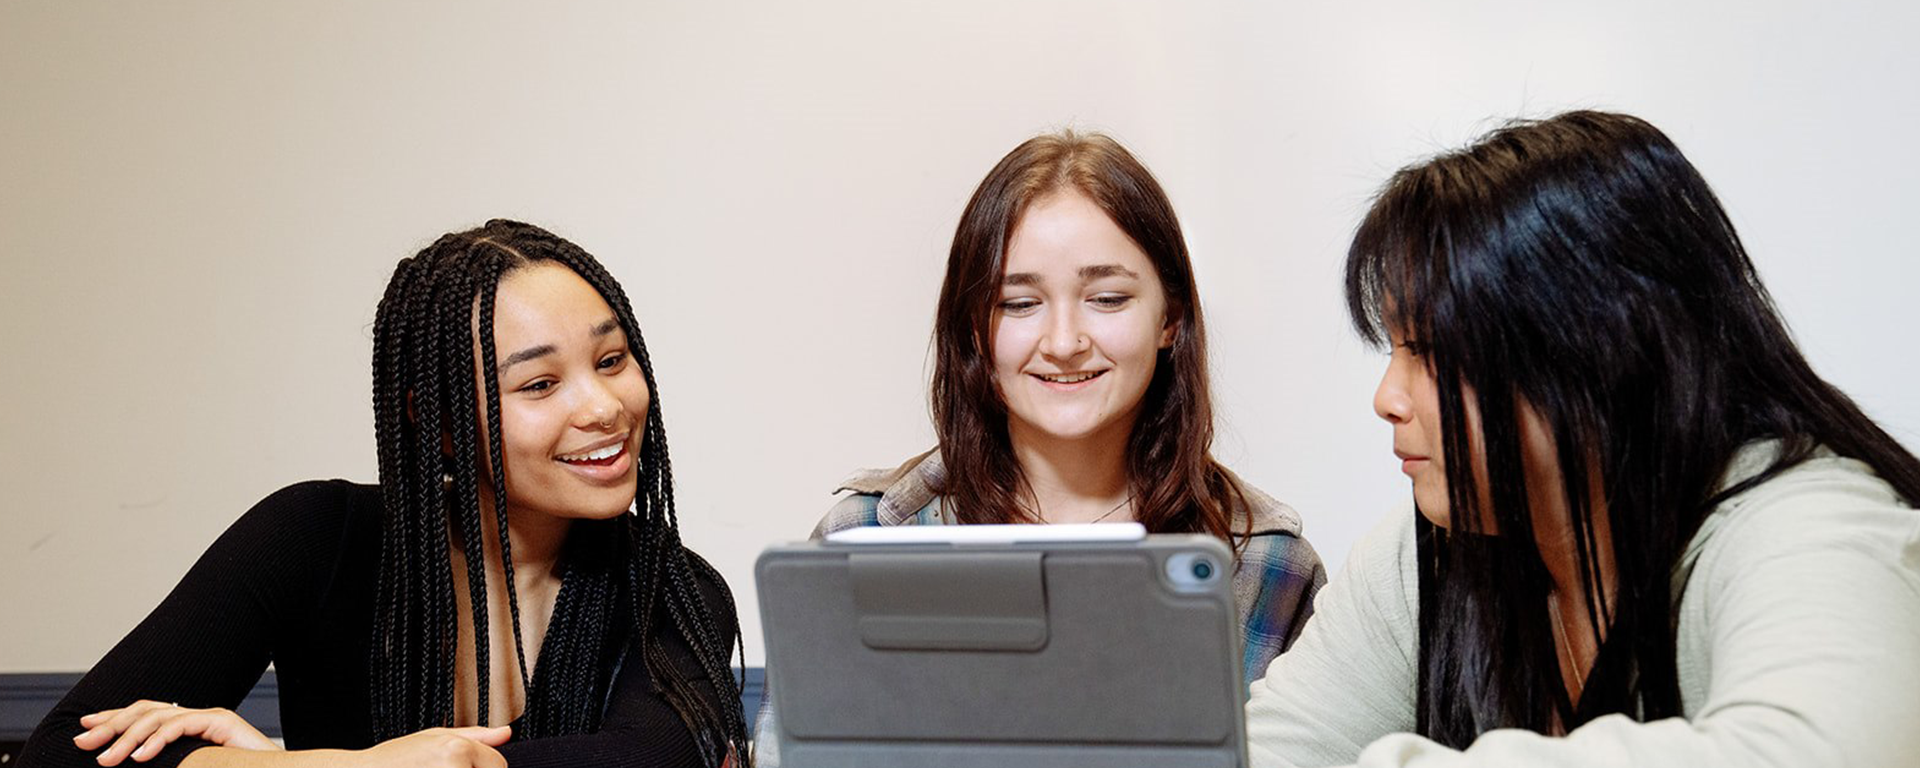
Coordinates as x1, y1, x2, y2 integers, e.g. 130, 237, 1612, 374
553, 435, 636, 486
1392, 447, 1430, 476
1031, 370, 1107, 390
558, 443, 624, 466
557, 434, 629, 466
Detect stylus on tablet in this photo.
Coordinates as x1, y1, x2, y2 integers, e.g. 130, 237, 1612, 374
824, 522, 1148, 545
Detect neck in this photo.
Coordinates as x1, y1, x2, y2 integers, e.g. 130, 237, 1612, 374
1006, 417, 1134, 524
448, 485, 570, 727
1529, 463, 1616, 709
474, 486, 570, 585
1528, 467, 1616, 618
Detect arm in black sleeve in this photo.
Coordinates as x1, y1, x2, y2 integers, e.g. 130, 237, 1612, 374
20, 482, 355, 768
496, 560, 742, 768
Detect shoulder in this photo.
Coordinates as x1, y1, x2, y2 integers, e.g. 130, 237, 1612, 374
814, 492, 884, 538
1229, 474, 1324, 587
1305, 506, 1423, 677
813, 449, 944, 537
1338, 507, 1423, 631
1221, 469, 1306, 538
833, 448, 939, 496
217, 479, 381, 561
243, 479, 380, 522
1668, 443, 1920, 760
1686, 443, 1918, 588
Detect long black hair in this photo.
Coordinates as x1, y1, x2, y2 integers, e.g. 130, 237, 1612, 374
1344, 111, 1920, 745
367, 219, 749, 766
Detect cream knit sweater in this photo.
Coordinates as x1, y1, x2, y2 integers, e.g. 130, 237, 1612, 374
1246, 444, 1920, 767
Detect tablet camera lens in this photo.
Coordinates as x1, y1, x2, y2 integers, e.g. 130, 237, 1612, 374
1165, 552, 1222, 589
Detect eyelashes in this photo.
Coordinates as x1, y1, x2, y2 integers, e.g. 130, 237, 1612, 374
513, 352, 630, 394
996, 294, 1135, 316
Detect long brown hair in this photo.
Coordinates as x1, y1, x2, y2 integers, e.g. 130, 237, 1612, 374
931, 130, 1249, 545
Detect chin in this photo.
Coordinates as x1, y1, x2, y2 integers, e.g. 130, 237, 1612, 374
1033, 424, 1113, 443
1413, 487, 1451, 529
1014, 408, 1122, 440
582, 496, 639, 519
542, 491, 637, 521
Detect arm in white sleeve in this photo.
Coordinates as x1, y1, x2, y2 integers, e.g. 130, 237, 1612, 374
1339, 465, 1920, 768
1245, 510, 1421, 768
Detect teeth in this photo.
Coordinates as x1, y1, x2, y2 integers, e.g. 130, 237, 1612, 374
559, 443, 623, 462
1039, 371, 1101, 384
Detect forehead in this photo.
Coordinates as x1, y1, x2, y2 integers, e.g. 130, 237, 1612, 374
491, 262, 617, 342
1003, 190, 1155, 280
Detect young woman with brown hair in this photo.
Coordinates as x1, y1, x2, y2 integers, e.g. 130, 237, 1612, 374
756, 130, 1325, 763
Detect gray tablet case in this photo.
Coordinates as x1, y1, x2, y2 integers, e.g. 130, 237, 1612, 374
756, 534, 1247, 768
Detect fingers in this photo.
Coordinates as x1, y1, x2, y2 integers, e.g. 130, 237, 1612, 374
77, 701, 278, 765
78, 708, 124, 730
137, 708, 275, 760
470, 738, 508, 768
444, 725, 512, 747
192, 708, 278, 751
75, 700, 169, 763
409, 728, 510, 768
97, 704, 179, 766
73, 711, 121, 750
133, 714, 201, 763
74, 701, 147, 748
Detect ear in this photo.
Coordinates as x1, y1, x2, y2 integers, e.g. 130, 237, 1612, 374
1159, 316, 1179, 350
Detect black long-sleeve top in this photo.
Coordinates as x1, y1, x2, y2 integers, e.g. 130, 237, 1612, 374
21, 480, 736, 768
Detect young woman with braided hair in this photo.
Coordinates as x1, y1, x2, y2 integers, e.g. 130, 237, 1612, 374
22, 220, 750, 768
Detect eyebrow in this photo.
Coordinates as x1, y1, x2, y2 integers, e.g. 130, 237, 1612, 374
1002, 264, 1141, 286
496, 317, 622, 373
1078, 264, 1139, 280
498, 345, 555, 372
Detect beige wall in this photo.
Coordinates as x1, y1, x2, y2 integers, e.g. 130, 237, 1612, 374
3, 0, 1915, 670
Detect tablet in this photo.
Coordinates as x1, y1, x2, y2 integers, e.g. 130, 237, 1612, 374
756, 527, 1248, 768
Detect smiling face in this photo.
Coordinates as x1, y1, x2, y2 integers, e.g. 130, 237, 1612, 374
486, 262, 649, 522
991, 190, 1175, 449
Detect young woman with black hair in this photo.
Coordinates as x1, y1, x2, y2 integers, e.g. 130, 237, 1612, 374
1245, 111, 1920, 766
755, 130, 1326, 764
22, 221, 750, 768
